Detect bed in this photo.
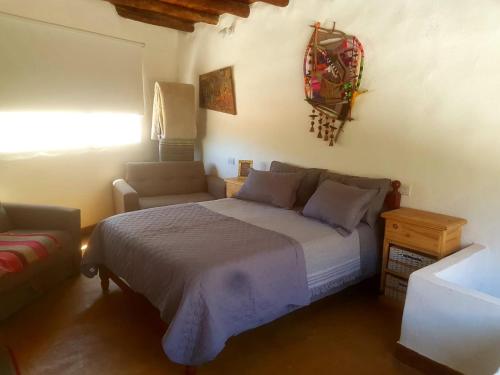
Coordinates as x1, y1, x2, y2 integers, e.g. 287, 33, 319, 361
82, 178, 401, 374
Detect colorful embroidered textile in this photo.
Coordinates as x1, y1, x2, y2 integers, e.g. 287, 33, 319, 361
0, 233, 60, 275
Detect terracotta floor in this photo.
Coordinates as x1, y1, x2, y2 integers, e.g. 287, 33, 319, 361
0, 275, 422, 375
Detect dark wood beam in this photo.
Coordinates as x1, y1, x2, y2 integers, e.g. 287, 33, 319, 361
157, 0, 250, 18
115, 5, 195, 32
107, 0, 219, 24
250, 0, 289, 6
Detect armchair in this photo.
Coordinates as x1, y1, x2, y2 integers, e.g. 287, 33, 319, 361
112, 161, 226, 214
0, 203, 81, 320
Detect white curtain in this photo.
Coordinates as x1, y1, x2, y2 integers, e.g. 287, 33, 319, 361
0, 13, 144, 113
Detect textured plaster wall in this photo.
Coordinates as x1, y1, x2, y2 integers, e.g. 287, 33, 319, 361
178, 0, 500, 249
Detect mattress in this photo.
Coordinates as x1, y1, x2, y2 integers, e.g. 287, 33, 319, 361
200, 199, 379, 298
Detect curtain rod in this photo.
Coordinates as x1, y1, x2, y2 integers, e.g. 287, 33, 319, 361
0, 10, 146, 47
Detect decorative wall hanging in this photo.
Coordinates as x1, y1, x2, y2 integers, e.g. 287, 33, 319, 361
199, 66, 237, 115
304, 22, 365, 146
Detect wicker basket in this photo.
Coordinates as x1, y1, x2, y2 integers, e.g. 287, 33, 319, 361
384, 274, 408, 303
388, 246, 435, 278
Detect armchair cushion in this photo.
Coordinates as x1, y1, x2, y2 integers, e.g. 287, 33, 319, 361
126, 161, 207, 197
0, 230, 70, 283
139, 192, 215, 210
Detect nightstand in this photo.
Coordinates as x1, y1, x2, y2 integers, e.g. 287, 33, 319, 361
224, 177, 247, 198
380, 208, 467, 301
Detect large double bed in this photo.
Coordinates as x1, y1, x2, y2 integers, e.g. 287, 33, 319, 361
82, 169, 400, 374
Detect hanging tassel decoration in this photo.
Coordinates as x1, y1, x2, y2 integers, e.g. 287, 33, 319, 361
323, 117, 330, 141
329, 120, 337, 147
317, 114, 323, 138
309, 109, 318, 132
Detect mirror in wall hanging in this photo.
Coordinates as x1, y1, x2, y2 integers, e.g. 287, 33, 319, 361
304, 22, 366, 146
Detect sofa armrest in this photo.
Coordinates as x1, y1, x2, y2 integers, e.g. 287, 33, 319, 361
112, 179, 140, 214
206, 175, 226, 199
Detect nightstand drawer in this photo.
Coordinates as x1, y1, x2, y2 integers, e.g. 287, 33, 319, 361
385, 219, 442, 254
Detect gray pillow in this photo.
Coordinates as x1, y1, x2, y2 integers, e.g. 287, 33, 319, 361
236, 169, 304, 209
270, 161, 325, 207
0, 202, 12, 232
319, 171, 391, 228
302, 180, 377, 235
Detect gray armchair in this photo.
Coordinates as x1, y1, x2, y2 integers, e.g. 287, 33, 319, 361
112, 161, 226, 214
0, 203, 81, 320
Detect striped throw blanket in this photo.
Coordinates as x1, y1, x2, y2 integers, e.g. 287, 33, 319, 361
0, 233, 60, 276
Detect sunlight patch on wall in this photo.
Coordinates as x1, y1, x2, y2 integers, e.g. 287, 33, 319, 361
0, 112, 142, 154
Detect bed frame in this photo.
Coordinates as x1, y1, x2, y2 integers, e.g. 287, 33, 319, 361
98, 180, 401, 375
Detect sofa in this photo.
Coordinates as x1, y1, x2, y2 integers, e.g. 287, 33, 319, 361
0, 203, 81, 320
112, 161, 226, 214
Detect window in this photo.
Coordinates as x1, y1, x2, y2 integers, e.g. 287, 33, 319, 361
0, 13, 144, 154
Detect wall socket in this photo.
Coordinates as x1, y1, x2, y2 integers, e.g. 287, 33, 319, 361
228, 157, 236, 165
400, 184, 412, 197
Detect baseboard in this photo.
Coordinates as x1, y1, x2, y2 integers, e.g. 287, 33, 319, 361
81, 225, 96, 237
395, 343, 462, 375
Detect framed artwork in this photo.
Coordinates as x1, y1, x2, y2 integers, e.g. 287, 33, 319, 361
238, 160, 253, 178
199, 66, 237, 115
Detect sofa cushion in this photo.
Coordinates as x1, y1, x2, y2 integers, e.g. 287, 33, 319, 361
138, 192, 215, 209
319, 171, 391, 228
0, 231, 67, 277
0, 203, 12, 233
270, 161, 325, 207
236, 169, 304, 209
126, 161, 207, 197
0, 230, 71, 289
303, 180, 377, 236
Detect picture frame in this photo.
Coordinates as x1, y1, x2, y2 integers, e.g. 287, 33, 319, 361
199, 66, 237, 115
238, 160, 253, 178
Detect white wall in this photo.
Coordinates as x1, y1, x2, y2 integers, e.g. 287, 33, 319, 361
0, 0, 180, 227
178, 0, 500, 249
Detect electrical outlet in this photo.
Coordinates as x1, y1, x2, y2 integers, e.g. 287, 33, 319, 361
228, 157, 236, 165
400, 184, 411, 197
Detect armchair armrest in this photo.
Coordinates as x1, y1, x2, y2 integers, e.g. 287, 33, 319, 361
206, 175, 226, 199
112, 179, 140, 214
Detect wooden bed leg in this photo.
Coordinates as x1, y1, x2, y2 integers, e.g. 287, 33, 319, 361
185, 366, 197, 375
99, 266, 110, 292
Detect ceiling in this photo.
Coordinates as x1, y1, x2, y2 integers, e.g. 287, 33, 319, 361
106, 0, 289, 32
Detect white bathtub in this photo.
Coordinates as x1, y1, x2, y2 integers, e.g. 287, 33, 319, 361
399, 244, 500, 375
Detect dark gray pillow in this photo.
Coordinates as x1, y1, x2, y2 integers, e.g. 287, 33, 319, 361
270, 161, 325, 207
302, 180, 377, 235
319, 171, 391, 228
0, 203, 12, 232
236, 169, 304, 209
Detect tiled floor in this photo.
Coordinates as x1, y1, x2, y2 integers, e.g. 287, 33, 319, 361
0, 275, 421, 375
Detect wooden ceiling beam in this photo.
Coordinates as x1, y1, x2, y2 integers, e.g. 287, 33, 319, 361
115, 5, 195, 32
250, 0, 289, 6
107, 0, 219, 24
156, 0, 250, 18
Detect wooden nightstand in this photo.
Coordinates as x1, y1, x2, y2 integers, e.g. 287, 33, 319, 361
380, 208, 467, 300
224, 177, 247, 198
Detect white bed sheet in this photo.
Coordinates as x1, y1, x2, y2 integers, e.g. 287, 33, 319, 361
200, 199, 361, 291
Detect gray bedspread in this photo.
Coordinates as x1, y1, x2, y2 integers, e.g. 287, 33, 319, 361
81, 203, 309, 365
